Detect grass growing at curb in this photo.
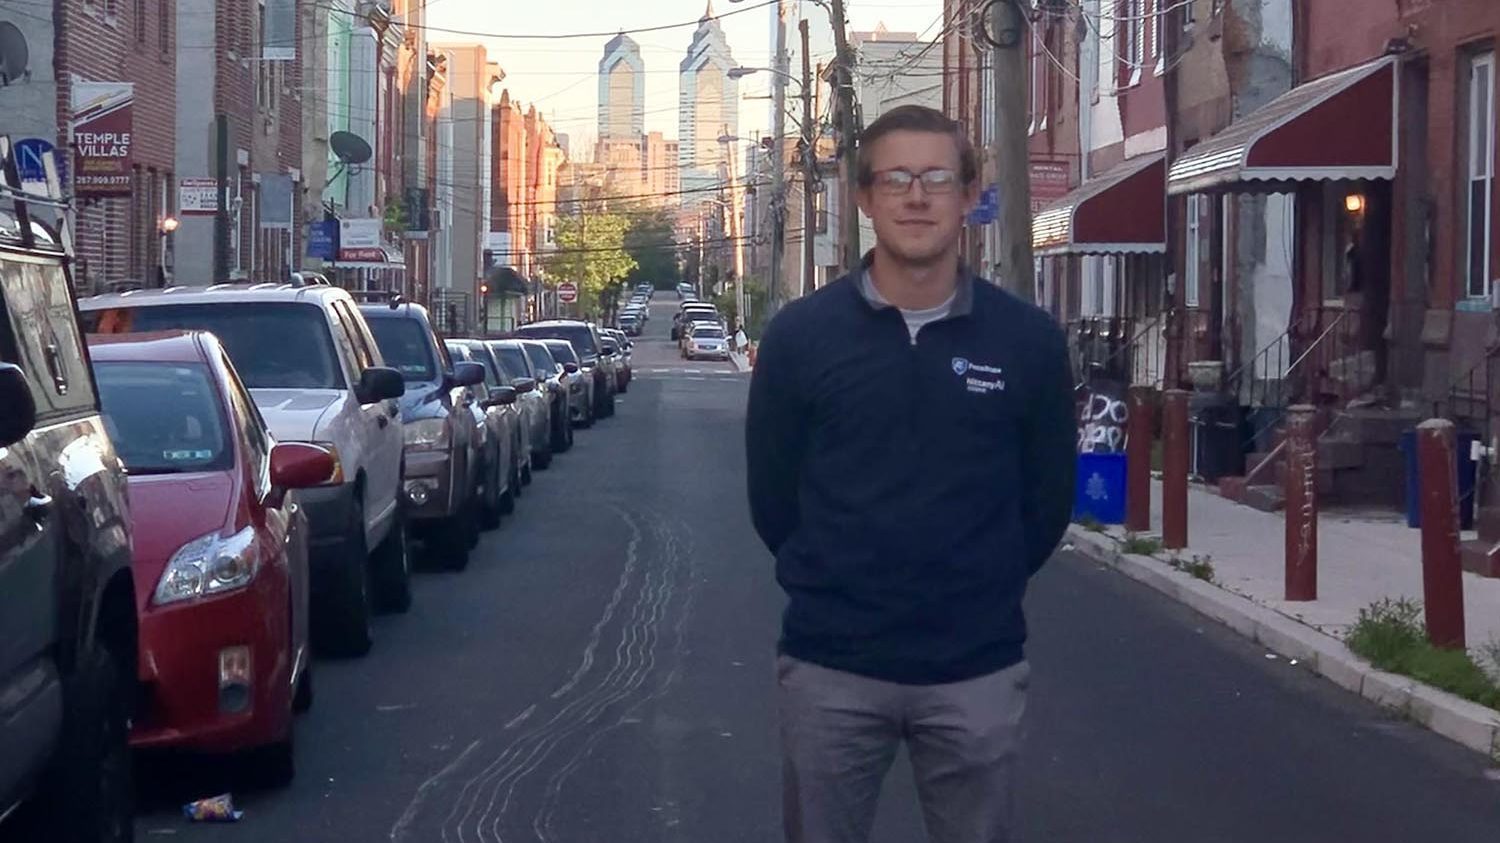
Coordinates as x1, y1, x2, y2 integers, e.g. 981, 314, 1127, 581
1346, 598, 1500, 712
1168, 554, 1215, 583
1076, 514, 1105, 533
1121, 533, 1163, 556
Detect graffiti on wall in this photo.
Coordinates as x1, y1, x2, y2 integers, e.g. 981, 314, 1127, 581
1078, 386, 1129, 454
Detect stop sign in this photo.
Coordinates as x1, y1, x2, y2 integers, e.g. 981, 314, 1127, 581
557, 282, 578, 304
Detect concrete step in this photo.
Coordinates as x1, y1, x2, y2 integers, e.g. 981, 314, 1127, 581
1317, 436, 1365, 471
1273, 460, 1336, 496
1460, 538, 1500, 578
1243, 484, 1286, 513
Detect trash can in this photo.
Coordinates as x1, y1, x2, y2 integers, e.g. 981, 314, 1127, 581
1190, 393, 1245, 483
1074, 452, 1127, 525
1399, 429, 1479, 530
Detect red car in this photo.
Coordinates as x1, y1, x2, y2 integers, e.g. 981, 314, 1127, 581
88, 331, 334, 784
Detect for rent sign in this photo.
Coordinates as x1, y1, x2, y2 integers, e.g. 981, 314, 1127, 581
71, 82, 134, 196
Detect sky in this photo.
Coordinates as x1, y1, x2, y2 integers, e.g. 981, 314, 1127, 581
426, 0, 945, 155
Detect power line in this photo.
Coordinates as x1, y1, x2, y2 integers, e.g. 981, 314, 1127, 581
307, 0, 777, 40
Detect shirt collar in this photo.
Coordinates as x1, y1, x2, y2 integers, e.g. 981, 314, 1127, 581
851, 251, 975, 319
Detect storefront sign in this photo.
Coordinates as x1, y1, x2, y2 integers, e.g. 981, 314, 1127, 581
178, 178, 220, 215
307, 219, 339, 260
1030, 160, 1071, 214
338, 217, 385, 262
71, 82, 134, 196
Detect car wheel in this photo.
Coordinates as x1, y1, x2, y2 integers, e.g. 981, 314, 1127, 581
40, 644, 132, 843
463, 487, 481, 550
371, 506, 413, 613
499, 452, 518, 514
293, 659, 314, 713
250, 732, 296, 788
534, 434, 554, 470
431, 495, 473, 571
512, 442, 527, 497
479, 451, 503, 530
521, 454, 534, 485
317, 500, 373, 658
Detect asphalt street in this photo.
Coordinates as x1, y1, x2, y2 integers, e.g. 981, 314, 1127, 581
27, 296, 1500, 842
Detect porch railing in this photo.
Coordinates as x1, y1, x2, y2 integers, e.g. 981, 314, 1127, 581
1235, 306, 1366, 457
1071, 312, 1170, 393
1434, 350, 1496, 435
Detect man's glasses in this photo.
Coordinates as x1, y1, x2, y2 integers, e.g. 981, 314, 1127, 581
871, 168, 958, 196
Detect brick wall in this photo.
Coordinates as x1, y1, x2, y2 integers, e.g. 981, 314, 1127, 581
57, 0, 176, 290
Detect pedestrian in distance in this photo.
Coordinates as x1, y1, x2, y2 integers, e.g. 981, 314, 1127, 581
745, 104, 1076, 843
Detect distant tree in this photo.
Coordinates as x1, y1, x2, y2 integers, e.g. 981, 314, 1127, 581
542, 213, 637, 317
621, 208, 684, 290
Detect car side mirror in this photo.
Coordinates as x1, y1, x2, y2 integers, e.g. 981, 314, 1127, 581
268, 442, 336, 506
485, 385, 518, 407
451, 361, 486, 388
356, 366, 405, 403
0, 363, 37, 448
563, 362, 580, 374
512, 377, 536, 394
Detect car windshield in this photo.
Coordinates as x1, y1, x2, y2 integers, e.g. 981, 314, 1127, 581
600, 337, 619, 354
544, 341, 579, 366
81, 302, 340, 389
693, 327, 725, 339
515, 323, 597, 358
465, 343, 505, 387
496, 345, 532, 381
523, 344, 559, 376
368, 318, 439, 381
94, 361, 234, 476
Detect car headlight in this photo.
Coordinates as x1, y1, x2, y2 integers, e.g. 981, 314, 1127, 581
154, 526, 258, 606
404, 418, 449, 452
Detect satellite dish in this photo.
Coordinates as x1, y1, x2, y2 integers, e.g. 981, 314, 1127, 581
330, 131, 372, 166
0, 22, 29, 85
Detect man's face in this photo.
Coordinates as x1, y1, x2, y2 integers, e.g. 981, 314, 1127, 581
856, 129, 978, 268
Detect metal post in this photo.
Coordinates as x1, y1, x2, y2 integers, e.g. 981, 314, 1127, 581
768, 0, 788, 315
989, 0, 1033, 298
829, 0, 861, 270
1284, 405, 1319, 601
1417, 419, 1467, 648
1126, 386, 1156, 533
800, 18, 815, 297
1162, 389, 1189, 549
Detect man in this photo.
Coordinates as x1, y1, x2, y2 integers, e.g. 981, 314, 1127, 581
745, 105, 1075, 843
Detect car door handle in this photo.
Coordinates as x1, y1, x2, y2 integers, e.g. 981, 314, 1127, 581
24, 494, 52, 523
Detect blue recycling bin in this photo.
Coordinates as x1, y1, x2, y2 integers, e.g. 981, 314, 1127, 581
1399, 429, 1478, 530
1074, 453, 1128, 525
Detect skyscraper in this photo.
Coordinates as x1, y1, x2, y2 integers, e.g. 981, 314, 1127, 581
678, 2, 739, 204
598, 32, 645, 141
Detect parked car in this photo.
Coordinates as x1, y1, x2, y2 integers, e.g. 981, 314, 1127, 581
635, 283, 654, 298
676, 282, 694, 299
488, 339, 554, 471
80, 281, 408, 658
514, 320, 616, 420
360, 302, 489, 571
619, 312, 642, 336
601, 329, 632, 392
672, 303, 719, 340
0, 196, 138, 842
445, 341, 524, 528
683, 323, 731, 361
541, 339, 594, 428
679, 312, 724, 352
90, 332, 333, 785
518, 339, 574, 453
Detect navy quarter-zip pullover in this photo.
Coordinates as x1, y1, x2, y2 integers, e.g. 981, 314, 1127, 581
746, 268, 1076, 685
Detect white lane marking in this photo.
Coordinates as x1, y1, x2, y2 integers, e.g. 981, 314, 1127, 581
389, 739, 484, 842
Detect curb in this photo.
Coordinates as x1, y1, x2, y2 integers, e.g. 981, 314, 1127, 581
729, 352, 752, 373
1065, 525, 1500, 761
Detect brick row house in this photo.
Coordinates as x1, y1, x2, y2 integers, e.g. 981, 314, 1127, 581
944, 0, 1500, 531
0, 0, 569, 320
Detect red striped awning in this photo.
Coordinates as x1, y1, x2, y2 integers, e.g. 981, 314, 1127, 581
1168, 57, 1398, 195
1032, 154, 1165, 256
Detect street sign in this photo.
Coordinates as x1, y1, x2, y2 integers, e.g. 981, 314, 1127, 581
557, 282, 579, 304
13, 138, 54, 188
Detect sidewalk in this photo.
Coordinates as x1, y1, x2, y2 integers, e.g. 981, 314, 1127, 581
729, 350, 751, 373
1066, 479, 1500, 757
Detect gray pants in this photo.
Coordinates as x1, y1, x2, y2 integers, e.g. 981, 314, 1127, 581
778, 655, 1029, 843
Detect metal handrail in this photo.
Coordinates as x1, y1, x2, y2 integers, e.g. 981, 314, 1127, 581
1072, 311, 1168, 392
1240, 308, 1358, 454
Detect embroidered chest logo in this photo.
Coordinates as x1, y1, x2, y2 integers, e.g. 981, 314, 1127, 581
952, 356, 1005, 394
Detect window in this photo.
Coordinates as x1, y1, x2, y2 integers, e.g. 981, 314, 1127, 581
368, 318, 440, 382
1184, 194, 1203, 307
220, 352, 272, 498
1118, 0, 1144, 88
1465, 51, 1495, 299
159, 0, 170, 52
2, 260, 98, 418
95, 362, 233, 476
1152, 0, 1164, 75
1030, 25, 1049, 134
134, 0, 146, 43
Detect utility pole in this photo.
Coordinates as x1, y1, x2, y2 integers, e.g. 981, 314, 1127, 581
829, 0, 861, 270
800, 18, 816, 296
767, 0, 789, 316
989, 0, 1033, 300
